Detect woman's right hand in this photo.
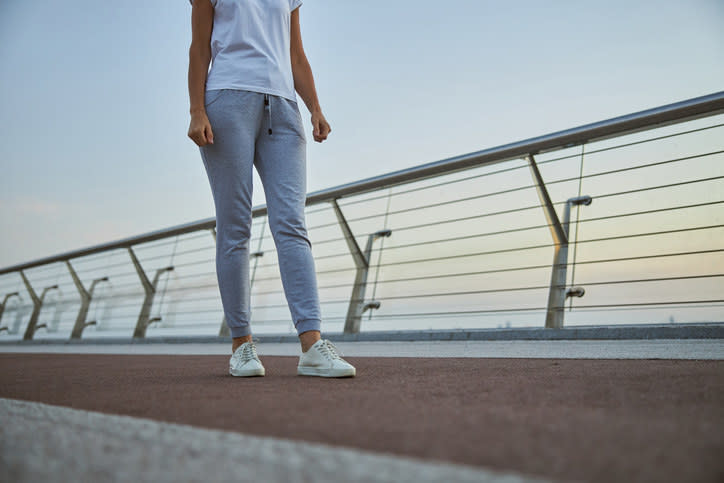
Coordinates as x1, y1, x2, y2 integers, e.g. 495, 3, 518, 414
188, 0, 214, 146
188, 110, 214, 147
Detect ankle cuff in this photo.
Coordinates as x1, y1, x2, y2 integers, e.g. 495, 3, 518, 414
295, 318, 321, 335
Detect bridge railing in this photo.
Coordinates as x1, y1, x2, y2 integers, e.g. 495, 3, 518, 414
1, 91, 723, 340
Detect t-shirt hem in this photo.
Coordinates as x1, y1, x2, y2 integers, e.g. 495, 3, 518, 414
206, 84, 298, 104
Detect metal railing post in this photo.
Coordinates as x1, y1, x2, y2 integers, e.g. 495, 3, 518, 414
0, 292, 20, 333
527, 154, 591, 328
128, 247, 174, 339
20, 271, 40, 340
68, 260, 109, 339
20, 270, 59, 340
331, 199, 391, 334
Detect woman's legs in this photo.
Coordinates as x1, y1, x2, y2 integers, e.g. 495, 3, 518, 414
199, 89, 264, 347
200, 89, 324, 354
254, 94, 322, 349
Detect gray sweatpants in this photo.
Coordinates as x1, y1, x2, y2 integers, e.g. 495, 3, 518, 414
198, 88, 322, 338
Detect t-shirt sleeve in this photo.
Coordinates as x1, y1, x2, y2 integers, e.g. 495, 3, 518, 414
290, 0, 302, 12
189, 0, 218, 6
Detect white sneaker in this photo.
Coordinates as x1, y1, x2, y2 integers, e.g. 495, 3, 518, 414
298, 339, 356, 378
229, 341, 265, 377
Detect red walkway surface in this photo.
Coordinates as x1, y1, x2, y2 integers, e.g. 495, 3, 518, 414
1, 354, 722, 483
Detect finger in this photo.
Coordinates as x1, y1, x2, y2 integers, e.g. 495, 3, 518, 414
193, 130, 204, 146
188, 126, 206, 146
206, 125, 214, 144
318, 124, 329, 140
190, 131, 200, 146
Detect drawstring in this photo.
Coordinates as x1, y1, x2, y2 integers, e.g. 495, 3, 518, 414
264, 93, 273, 135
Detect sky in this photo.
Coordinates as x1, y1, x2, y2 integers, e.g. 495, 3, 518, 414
0, 0, 723, 269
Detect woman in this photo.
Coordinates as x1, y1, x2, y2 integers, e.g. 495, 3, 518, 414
187, 0, 355, 378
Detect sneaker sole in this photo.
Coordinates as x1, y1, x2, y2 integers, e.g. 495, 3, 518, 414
297, 366, 356, 378
229, 368, 265, 377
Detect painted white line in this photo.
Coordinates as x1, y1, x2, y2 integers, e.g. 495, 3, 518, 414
0, 397, 551, 483
0, 339, 722, 359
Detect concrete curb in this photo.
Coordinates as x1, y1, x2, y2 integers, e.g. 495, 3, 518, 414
0, 323, 722, 346
1, 397, 549, 483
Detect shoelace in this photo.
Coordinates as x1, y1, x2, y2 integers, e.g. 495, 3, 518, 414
235, 342, 259, 363
317, 339, 343, 361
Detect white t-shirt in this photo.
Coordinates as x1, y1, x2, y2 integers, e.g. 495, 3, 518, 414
189, 0, 303, 102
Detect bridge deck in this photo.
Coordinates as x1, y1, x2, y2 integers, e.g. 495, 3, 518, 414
1, 349, 722, 482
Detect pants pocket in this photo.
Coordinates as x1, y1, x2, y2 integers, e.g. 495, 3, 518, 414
204, 89, 226, 109
285, 99, 307, 142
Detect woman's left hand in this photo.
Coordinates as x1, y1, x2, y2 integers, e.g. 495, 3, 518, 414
311, 110, 331, 143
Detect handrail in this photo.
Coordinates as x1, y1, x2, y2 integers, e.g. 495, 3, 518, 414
2, 90, 722, 276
